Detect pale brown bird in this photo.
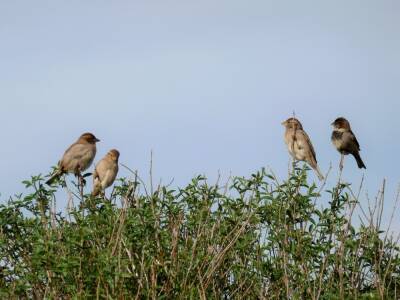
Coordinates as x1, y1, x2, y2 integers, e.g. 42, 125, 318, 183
92, 149, 120, 196
282, 117, 324, 181
46, 132, 100, 185
331, 117, 366, 170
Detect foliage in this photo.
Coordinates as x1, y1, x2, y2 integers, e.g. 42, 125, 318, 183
1, 166, 399, 299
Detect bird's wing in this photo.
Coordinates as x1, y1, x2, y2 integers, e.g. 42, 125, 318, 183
100, 163, 119, 189
101, 169, 113, 189
62, 143, 91, 162
349, 130, 361, 150
297, 130, 317, 162
93, 159, 109, 186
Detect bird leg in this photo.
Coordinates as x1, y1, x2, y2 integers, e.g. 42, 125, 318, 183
339, 153, 344, 171
78, 173, 85, 199
78, 173, 85, 186
74, 167, 86, 199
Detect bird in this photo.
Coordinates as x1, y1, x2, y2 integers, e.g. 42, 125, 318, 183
46, 132, 100, 185
331, 117, 366, 170
92, 149, 120, 196
282, 117, 324, 180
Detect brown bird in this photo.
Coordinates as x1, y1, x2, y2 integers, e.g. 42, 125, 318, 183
331, 117, 366, 170
282, 117, 324, 181
46, 132, 100, 185
92, 149, 120, 196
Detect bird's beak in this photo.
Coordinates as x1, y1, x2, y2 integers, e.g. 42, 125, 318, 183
95, 138, 100, 142
281, 121, 286, 126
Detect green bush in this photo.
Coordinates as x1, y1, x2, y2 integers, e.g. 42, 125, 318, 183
1, 166, 399, 299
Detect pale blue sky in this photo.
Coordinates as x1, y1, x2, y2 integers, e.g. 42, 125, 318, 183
1, 1, 399, 229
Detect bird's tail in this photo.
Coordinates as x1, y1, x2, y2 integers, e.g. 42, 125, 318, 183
353, 152, 366, 169
313, 165, 325, 181
46, 169, 63, 185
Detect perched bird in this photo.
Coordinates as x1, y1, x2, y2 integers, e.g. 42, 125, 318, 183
46, 132, 100, 185
331, 117, 366, 170
282, 117, 324, 180
92, 149, 120, 196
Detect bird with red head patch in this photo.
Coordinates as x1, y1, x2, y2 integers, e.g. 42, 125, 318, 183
331, 117, 366, 170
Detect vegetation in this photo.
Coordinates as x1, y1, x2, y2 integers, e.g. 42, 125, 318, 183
1, 165, 399, 299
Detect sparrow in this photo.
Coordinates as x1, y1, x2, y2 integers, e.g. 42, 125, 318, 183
92, 149, 120, 196
282, 117, 324, 181
331, 117, 366, 170
46, 132, 100, 185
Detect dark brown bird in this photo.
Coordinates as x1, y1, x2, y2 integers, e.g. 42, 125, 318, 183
282, 117, 324, 181
46, 132, 100, 185
92, 149, 120, 196
331, 117, 366, 170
